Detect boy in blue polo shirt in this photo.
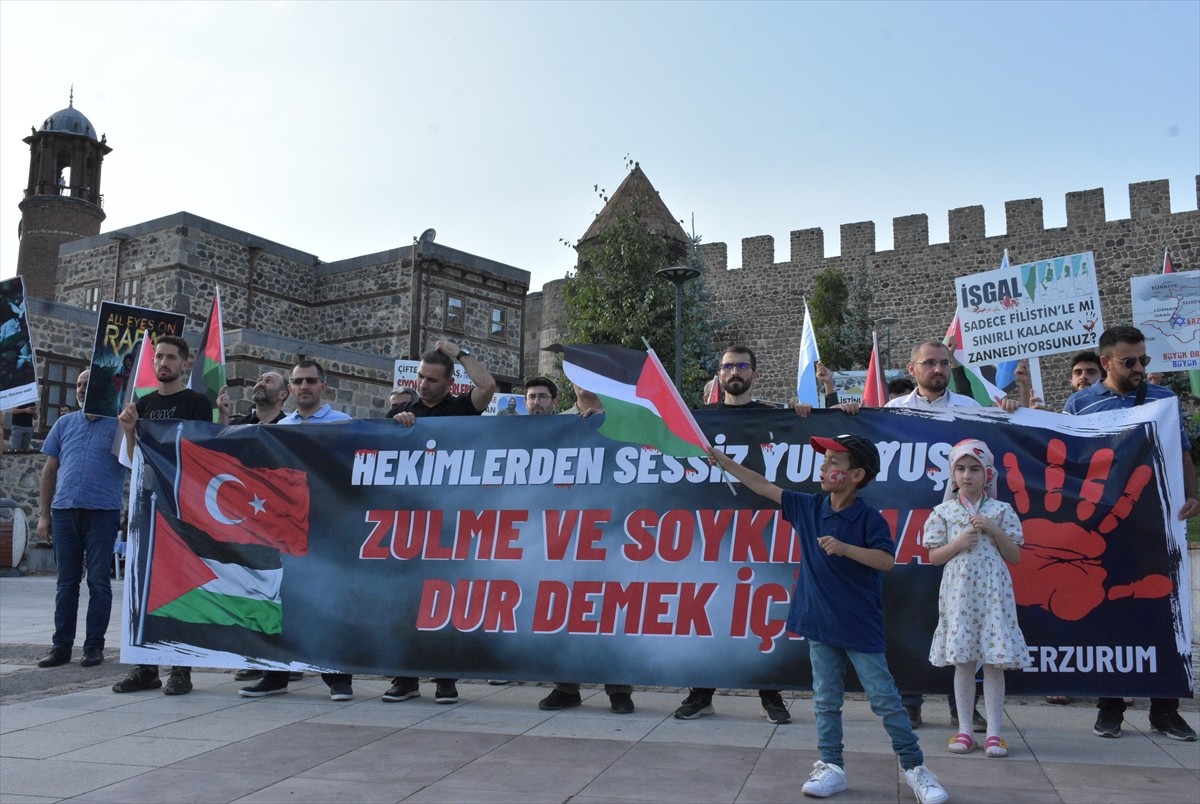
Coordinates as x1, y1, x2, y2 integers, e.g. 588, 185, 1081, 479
709, 434, 947, 804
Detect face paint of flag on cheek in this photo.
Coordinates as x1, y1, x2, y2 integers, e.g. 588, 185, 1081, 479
825, 469, 848, 484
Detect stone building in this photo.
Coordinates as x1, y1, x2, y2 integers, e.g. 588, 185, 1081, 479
11, 98, 531, 439
527, 169, 1200, 411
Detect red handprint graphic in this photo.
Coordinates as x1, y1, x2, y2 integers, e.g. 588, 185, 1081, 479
1003, 439, 1170, 621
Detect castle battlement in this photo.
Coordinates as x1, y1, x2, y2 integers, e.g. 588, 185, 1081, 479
695, 175, 1199, 409
704, 177, 1197, 270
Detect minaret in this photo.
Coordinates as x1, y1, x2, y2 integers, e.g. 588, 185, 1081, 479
16, 89, 112, 300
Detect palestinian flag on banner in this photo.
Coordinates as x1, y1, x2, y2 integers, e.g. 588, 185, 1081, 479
147, 510, 284, 634
188, 287, 225, 422
176, 438, 310, 556
943, 313, 1006, 406
546, 343, 710, 458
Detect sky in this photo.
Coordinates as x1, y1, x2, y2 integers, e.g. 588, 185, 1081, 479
1, 1, 1197, 292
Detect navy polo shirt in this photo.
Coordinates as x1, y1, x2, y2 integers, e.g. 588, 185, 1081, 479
781, 490, 895, 653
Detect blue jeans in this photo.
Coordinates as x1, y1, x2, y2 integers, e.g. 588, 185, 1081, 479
809, 639, 924, 770
51, 508, 120, 650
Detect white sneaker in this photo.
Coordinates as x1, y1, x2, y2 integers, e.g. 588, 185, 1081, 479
904, 764, 948, 804
802, 760, 848, 798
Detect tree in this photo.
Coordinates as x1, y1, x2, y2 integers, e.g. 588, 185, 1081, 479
809, 260, 874, 370
564, 202, 717, 404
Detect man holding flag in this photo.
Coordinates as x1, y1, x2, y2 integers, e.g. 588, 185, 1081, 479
114, 335, 217, 695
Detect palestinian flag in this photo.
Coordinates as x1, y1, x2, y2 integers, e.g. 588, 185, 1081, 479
129, 330, 159, 401
546, 343, 709, 458
188, 287, 225, 422
943, 313, 1006, 406
147, 510, 283, 634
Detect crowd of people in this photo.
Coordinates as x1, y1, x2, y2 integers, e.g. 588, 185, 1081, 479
26, 324, 1198, 804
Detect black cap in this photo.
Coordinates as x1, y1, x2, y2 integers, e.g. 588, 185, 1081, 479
810, 434, 880, 478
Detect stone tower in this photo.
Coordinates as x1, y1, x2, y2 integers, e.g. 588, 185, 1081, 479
17, 91, 112, 300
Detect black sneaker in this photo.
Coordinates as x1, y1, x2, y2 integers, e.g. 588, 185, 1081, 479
539, 689, 582, 710
673, 691, 714, 720
435, 682, 459, 704
1093, 711, 1123, 738
1149, 711, 1197, 741
239, 677, 289, 698
383, 678, 421, 702
164, 668, 192, 696
905, 704, 923, 729
761, 692, 791, 724
329, 682, 353, 701
112, 665, 162, 693
234, 669, 263, 681
609, 693, 635, 714
80, 647, 104, 667
37, 647, 71, 668
287, 672, 304, 681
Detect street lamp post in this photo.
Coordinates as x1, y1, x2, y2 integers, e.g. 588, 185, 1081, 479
655, 265, 701, 389
875, 316, 898, 369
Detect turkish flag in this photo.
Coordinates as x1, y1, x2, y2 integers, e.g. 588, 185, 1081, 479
177, 439, 310, 556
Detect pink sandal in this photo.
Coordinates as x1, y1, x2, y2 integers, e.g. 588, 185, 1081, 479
985, 735, 1008, 757
948, 732, 976, 754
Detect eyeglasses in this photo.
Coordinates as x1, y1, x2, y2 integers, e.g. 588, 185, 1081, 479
1113, 355, 1151, 369
289, 377, 322, 385
916, 359, 952, 369
720, 362, 752, 372
526, 393, 553, 400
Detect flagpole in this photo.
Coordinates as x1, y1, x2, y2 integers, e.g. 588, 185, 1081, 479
136, 491, 156, 646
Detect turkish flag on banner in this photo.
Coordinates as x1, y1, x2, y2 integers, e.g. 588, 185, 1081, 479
177, 439, 310, 556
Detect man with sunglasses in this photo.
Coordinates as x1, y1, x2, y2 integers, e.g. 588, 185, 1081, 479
260, 359, 355, 701
1064, 325, 1197, 742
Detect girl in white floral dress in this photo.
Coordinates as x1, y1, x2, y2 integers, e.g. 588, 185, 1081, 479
926, 438, 1030, 758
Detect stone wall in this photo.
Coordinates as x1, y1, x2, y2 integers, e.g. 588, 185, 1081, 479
694, 177, 1200, 409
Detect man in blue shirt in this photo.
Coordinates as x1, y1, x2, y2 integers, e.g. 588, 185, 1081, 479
241, 359, 352, 701
36, 370, 126, 669
1064, 325, 1198, 742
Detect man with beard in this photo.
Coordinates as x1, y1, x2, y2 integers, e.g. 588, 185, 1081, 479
216, 371, 289, 426
215, 370, 308, 694
113, 335, 214, 696
268, 359, 355, 700
384, 341, 495, 705
1065, 326, 1197, 742
674, 345, 850, 725
887, 340, 981, 411
526, 376, 636, 714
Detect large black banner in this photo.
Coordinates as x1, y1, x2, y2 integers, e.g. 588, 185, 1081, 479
121, 402, 1193, 696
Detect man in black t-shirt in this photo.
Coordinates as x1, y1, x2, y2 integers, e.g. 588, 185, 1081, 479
217, 370, 289, 426
113, 335, 213, 697
384, 341, 495, 705
675, 345, 860, 725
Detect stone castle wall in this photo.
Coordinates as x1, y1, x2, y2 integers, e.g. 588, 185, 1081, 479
696, 177, 1200, 409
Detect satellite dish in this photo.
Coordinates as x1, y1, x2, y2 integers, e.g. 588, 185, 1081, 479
418, 228, 437, 245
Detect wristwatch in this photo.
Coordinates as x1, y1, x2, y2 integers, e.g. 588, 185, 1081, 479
457, 346, 471, 359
